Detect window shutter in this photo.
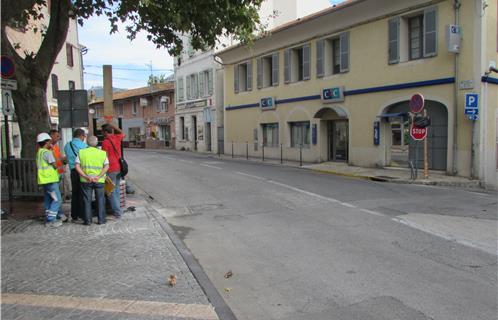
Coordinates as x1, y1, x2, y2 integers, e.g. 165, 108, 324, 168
339, 32, 349, 73
186, 75, 191, 100
284, 49, 291, 84
316, 40, 324, 78
193, 73, 198, 98
198, 72, 205, 97
179, 77, 184, 101
388, 17, 400, 64
246, 61, 253, 91
208, 69, 213, 95
303, 44, 311, 80
272, 52, 279, 86
423, 7, 438, 57
234, 65, 239, 93
257, 58, 263, 89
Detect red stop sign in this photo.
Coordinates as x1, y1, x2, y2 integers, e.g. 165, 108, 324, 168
410, 124, 427, 140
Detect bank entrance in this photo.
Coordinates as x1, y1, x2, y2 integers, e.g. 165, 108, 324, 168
315, 107, 349, 162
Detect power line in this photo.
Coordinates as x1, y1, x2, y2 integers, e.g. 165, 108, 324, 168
84, 64, 174, 72
84, 72, 146, 83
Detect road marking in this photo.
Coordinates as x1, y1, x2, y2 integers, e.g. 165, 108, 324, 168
163, 156, 177, 161
179, 159, 194, 164
201, 164, 222, 170
1, 293, 218, 320
267, 180, 340, 204
235, 172, 266, 180
360, 208, 386, 217
340, 202, 357, 208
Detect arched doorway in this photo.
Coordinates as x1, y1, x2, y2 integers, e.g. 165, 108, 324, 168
314, 107, 349, 162
382, 100, 448, 170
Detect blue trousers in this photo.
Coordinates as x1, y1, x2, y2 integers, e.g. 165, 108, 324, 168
107, 172, 122, 217
42, 182, 61, 222
81, 182, 105, 224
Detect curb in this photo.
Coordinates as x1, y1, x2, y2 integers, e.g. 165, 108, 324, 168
146, 203, 237, 320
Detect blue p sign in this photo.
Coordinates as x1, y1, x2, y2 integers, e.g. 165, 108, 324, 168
465, 93, 478, 109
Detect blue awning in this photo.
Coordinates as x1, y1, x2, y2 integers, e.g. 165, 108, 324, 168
377, 112, 409, 118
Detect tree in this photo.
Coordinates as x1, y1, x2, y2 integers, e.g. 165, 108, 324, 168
1, 0, 263, 157
147, 74, 168, 86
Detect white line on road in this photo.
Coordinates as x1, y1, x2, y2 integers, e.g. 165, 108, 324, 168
266, 180, 341, 204
360, 208, 386, 217
340, 202, 357, 208
179, 159, 194, 164
201, 164, 222, 170
235, 172, 266, 180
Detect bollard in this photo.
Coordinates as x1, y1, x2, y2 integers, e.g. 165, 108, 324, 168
299, 144, 303, 167
280, 144, 283, 164
246, 142, 249, 160
262, 144, 265, 162
231, 142, 234, 158
218, 141, 221, 158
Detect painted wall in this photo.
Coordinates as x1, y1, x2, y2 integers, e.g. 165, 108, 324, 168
219, 0, 496, 188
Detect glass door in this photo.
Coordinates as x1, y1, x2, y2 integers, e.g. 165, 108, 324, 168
330, 120, 348, 161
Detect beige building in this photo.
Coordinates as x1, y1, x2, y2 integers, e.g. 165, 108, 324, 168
217, 0, 498, 189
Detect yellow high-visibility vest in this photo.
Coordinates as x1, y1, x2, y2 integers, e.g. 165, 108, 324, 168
36, 148, 59, 185
78, 147, 107, 183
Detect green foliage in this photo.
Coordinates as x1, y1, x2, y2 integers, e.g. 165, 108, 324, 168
147, 74, 167, 85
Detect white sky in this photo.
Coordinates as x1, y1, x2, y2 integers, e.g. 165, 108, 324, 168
79, 15, 174, 89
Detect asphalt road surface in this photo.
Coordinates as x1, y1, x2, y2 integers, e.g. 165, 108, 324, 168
126, 149, 497, 320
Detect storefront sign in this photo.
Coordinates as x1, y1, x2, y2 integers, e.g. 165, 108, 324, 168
322, 87, 344, 103
260, 97, 275, 110
373, 121, 380, 145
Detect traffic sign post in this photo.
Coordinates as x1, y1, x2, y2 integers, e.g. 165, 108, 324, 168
464, 93, 479, 121
409, 93, 425, 113
1, 56, 15, 79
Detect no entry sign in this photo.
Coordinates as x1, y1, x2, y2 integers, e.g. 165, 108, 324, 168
1, 56, 15, 79
410, 124, 427, 141
409, 93, 424, 113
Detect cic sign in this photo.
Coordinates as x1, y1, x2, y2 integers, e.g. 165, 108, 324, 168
322, 87, 344, 103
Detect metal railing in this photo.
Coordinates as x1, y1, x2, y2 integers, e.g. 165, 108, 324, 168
1, 158, 42, 197
220, 142, 309, 166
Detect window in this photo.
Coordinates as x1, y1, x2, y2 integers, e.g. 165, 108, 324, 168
116, 103, 124, 117
198, 69, 213, 97
284, 44, 310, 83
158, 96, 169, 112
96, 106, 103, 117
316, 32, 349, 77
177, 77, 184, 102
234, 61, 252, 93
132, 99, 138, 115
68, 80, 75, 90
290, 121, 310, 148
51, 74, 59, 99
186, 74, 198, 100
66, 43, 74, 67
257, 53, 279, 88
179, 117, 185, 140
262, 123, 279, 147
388, 7, 437, 64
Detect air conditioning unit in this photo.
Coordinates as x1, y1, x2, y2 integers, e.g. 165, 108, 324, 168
446, 24, 461, 53
160, 96, 170, 104
140, 98, 148, 107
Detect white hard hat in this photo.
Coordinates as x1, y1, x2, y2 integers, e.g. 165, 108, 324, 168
36, 132, 51, 143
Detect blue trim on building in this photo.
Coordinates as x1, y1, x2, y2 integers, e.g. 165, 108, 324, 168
344, 77, 455, 96
226, 77, 455, 111
226, 102, 260, 111
275, 95, 321, 105
482, 76, 498, 85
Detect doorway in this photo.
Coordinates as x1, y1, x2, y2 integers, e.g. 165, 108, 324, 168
192, 116, 197, 151
328, 120, 349, 161
205, 122, 212, 152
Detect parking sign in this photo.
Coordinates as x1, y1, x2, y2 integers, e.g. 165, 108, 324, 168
464, 93, 479, 118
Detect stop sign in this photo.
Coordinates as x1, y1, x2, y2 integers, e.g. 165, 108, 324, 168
410, 124, 427, 140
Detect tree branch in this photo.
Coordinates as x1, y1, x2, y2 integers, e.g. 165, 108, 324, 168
34, 0, 70, 81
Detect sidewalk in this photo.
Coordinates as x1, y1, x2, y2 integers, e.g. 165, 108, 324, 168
1, 193, 221, 320
153, 149, 483, 189
307, 162, 482, 188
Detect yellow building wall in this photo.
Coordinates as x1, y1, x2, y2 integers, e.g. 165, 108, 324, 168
223, 0, 493, 179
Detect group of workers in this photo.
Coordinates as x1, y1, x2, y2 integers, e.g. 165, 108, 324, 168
35, 123, 125, 227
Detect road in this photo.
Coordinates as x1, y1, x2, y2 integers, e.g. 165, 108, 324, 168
126, 149, 497, 320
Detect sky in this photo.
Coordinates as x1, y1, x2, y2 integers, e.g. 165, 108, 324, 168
79, 1, 344, 90
79, 16, 174, 90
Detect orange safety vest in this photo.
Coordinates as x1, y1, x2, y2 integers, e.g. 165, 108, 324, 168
52, 145, 64, 175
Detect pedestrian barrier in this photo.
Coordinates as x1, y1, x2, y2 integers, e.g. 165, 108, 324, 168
220, 142, 311, 166
1, 158, 42, 198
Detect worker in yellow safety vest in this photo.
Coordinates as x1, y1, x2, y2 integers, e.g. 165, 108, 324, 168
36, 132, 63, 228
75, 135, 109, 225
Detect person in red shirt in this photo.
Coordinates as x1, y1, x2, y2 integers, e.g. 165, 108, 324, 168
101, 122, 125, 218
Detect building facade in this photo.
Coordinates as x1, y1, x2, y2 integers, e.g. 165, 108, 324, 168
174, 0, 330, 153
89, 83, 176, 149
217, 0, 498, 189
